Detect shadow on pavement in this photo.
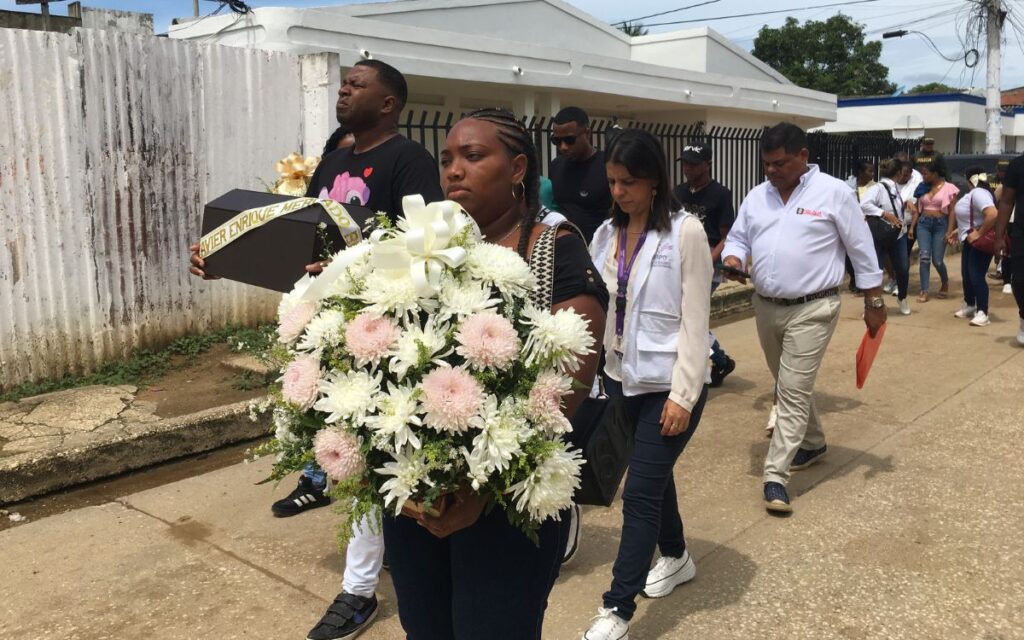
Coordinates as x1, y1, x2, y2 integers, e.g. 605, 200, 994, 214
629, 537, 758, 639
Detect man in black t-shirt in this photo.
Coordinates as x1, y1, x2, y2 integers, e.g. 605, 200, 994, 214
548, 107, 612, 243
995, 152, 1024, 345
673, 142, 737, 386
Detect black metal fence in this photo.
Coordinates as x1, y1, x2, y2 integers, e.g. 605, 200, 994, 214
401, 111, 918, 210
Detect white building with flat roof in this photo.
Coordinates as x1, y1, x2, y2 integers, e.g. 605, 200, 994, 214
818, 93, 1024, 154
168, 0, 835, 129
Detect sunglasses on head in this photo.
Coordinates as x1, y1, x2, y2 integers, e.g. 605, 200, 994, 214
551, 136, 577, 147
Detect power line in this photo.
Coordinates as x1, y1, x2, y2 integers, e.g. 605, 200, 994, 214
611, 0, 721, 26
640, 0, 883, 27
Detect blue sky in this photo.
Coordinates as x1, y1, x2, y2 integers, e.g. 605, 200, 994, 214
4, 0, 1023, 90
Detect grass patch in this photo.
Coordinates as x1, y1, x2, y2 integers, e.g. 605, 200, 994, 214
0, 324, 276, 403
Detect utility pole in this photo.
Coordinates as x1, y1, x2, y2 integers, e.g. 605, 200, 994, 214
193, 0, 200, 18
985, 0, 1005, 154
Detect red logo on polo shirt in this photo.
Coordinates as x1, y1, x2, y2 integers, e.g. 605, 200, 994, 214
796, 207, 825, 218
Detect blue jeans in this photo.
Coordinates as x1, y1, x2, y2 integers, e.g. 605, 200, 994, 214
961, 242, 993, 313
382, 503, 568, 639
602, 377, 709, 620
917, 215, 949, 293
880, 234, 910, 301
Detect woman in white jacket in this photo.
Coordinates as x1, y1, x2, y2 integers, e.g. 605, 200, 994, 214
582, 129, 713, 640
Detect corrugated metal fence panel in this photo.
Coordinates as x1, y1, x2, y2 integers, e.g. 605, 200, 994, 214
0, 28, 302, 390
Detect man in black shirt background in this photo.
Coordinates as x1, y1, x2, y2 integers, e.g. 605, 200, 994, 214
672, 142, 737, 386
995, 152, 1024, 346
548, 107, 612, 243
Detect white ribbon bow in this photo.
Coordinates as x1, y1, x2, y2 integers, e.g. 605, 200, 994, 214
371, 195, 479, 297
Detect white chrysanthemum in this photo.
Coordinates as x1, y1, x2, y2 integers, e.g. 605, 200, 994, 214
389, 317, 453, 380
296, 308, 346, 353
466, 243, 536, 297
364, 384, 423, 451
522, 306, 595, 373
278, 273, 315, 319
313, 369, 382, 425
437, 276, 500, 320
359, 270, 421, 316
462, 396, 531, 490
508, 444, 583, 522
377, 446, 434, 514
272, 408, 299, 444
323, 256, 372, 299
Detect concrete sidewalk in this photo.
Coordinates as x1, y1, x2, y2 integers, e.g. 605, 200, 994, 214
2, 275, 1023, 639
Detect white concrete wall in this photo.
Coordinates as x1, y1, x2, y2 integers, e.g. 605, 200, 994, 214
0, 27, 328, 390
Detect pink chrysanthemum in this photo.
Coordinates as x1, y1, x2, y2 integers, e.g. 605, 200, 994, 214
527, 372, 573, 434
281, 354, 320, 410
455, 312, 521, 371
345, 313, 398, 366
278, 300, 318, 344
420, 367, 483, 433
313, 429, 366, 481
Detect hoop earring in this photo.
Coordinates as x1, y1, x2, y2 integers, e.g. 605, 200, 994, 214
512, 181, 525, 200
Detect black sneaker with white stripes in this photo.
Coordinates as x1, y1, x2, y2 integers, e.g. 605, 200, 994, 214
271, 475, 330, 517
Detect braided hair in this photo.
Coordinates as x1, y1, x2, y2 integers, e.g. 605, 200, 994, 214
463, 108, 541, 259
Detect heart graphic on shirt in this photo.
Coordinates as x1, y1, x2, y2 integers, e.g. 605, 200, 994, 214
363, 167, 374, 178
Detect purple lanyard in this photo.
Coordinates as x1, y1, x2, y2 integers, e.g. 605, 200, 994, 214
615, 226, 648, 339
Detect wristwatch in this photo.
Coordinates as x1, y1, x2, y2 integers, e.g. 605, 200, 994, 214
865, 296, 886, 309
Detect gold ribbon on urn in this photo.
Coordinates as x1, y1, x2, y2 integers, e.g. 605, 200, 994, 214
271, 153, 321, 196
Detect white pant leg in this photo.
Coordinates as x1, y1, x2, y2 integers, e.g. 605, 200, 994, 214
342, 510, 383, 598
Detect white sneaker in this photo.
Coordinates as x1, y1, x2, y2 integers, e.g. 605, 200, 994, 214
970, 310, 991, 327
1017, 318, 1024, 346
563, 502, 581, 565
954, 304, 977, 319
898, 298, 911, 315
1004, 283, 1014, 294
883, 280, 897, 295
641, 549, 697, 598
583, 607, 629, 640
766, 403, 778, 436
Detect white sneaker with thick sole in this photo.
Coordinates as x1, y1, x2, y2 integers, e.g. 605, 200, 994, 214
563, 502, 581, 565
641, 550, 697, 598
766, 404, 777, 437
970, 310, 991, 327
898, 298, 911, 315
954, 304, 977, 319
883, 280, 896, 295
1004, 284, 1014, 294
582, 607, 629, 640
1017, 318, 1024, 346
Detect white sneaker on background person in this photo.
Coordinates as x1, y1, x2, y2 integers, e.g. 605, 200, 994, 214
954, 304, 977, 319
641, 549, 696, 598
1004, 283, 1013, 294
883, 279, 896, 295
582, 608, 629, 640
898, 298, 911, 316
970, 310, 991, 327
1017, 318, 1024, 346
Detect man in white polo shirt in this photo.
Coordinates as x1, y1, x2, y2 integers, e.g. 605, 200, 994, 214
723, 123, 886, 513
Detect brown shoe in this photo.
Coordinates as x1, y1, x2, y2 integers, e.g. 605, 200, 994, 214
918, 292, 929, 303
937, 282, 949, 299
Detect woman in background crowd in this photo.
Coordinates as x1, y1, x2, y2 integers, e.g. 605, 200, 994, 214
915, 160, 959, 302
861, 158, 911, 315
949, 167, 998, 327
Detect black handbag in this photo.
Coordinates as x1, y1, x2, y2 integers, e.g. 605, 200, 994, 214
867, 183, 902, 248
529, 223, 633, 507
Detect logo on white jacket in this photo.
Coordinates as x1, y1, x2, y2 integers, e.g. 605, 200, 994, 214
652, 241, 675, 268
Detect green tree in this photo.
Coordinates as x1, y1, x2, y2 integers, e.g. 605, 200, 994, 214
618, 21, 649, 37
752, 15, 897, 96
906, 82, 959, 95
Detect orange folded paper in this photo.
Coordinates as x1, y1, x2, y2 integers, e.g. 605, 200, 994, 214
856, 324, 886, 389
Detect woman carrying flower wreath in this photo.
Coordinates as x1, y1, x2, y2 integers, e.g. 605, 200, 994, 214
582, 129, 713, 640
379, 108, 608, 639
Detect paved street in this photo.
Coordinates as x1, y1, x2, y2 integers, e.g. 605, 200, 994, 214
3, 270, 1023, 640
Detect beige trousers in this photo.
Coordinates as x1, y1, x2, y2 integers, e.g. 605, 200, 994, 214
752, 294, 841, 486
